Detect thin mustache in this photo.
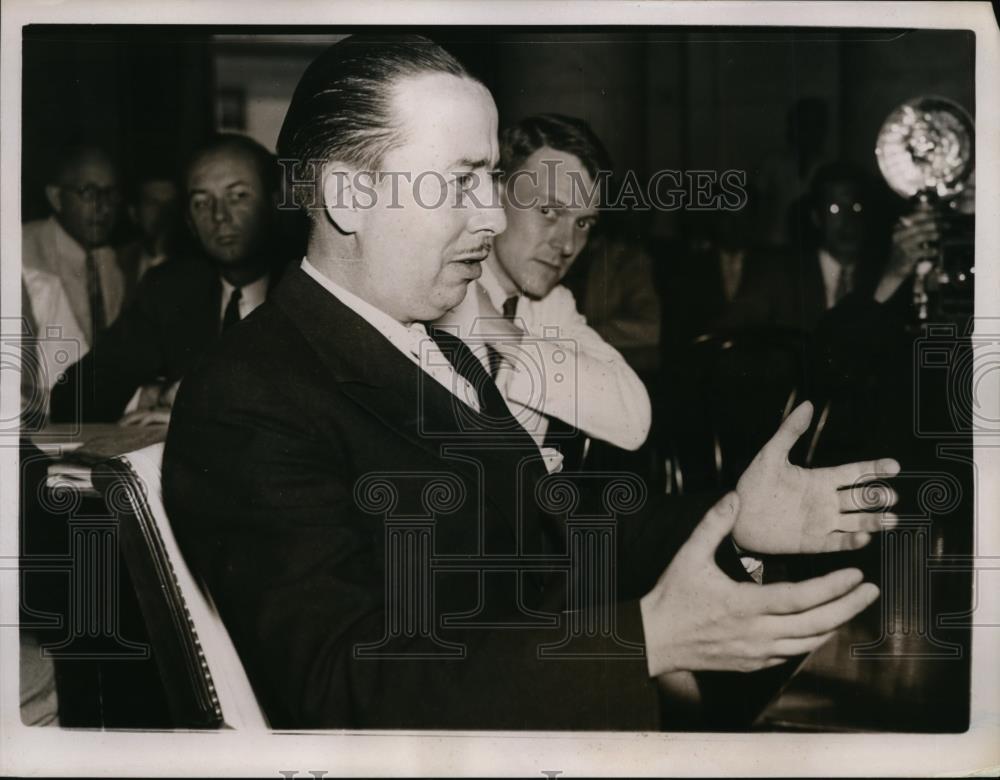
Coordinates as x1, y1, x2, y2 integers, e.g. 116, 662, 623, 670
455, 243, 492, 256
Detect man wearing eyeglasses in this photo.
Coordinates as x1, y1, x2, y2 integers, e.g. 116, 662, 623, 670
718, 161, 928, 335
22, 143, 125, 346
21, 143, 126, 416
18, 142, 126, 727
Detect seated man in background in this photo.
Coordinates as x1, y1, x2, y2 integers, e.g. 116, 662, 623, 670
567, 213, 662, 379
719, 161, 922, 336
50, 134, 294, 425
656, 204, 777, 492
435, 114, 651, 468
661, 205, 759, 351
117, 168, 181, 301
19, 140, 127, 726
710, 162, 945, 470
21, 143, 126, 417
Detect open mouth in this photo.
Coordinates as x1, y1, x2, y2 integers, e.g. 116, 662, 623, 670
455, 249, 489, 264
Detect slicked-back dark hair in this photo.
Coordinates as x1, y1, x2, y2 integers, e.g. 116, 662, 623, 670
499, 114, 613, 182
277, 34, 470, 180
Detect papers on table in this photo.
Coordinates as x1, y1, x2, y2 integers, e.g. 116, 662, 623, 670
31, 423, 169, 495
30, 423, 167, 463
46, 461, 94, 493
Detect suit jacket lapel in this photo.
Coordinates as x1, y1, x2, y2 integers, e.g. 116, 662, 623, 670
186, 262, 223, 344
271, 268, 550, 548
271, 270, 453, 444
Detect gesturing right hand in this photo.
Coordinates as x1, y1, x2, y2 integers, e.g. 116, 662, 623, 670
640, 492, 880, 677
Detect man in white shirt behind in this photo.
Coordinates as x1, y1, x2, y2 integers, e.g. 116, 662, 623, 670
21, 143, 126, 414
435, 114, 650, 464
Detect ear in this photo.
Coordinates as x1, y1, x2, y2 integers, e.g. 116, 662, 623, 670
321, 162, 367, 235
45, 185, 62, 215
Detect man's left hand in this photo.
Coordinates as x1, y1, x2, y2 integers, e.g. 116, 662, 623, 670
734, 401, 900, 554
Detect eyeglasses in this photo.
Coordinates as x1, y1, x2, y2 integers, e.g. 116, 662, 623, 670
828, 202, 864, 215
64, 185, 122, 205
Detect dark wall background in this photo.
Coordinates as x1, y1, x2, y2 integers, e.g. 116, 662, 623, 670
21, 26, 975, 237
446, 28, 974, 238
21, 27, 215, 223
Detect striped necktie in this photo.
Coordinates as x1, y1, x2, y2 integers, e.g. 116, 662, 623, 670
85, 250, 106, 340
425, 326, 521, 431
833, 262, 855, 305
487, 295, 521, 377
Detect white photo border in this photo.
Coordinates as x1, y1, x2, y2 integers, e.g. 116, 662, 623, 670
1, 1, 998, 776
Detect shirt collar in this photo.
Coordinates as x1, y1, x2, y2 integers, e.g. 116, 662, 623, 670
221, 272, 270, 311
300, 257, 426, 358
818, 248, 855, 307
479, 256, 517, 312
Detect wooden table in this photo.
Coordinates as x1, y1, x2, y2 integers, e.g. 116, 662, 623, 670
31, 423, 167, 495
756, 509, 972, 732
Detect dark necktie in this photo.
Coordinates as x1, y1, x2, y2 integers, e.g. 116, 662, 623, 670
221, 286, 243, 333
427, 326, 553, 558
487, 295, 521, 377
425, 326, 522, 431
85, 250, 106, 340
833, 263, 854, 305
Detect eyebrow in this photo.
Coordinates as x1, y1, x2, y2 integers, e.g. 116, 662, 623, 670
545, 194, 599, 218
450, 157, 494, 170
189, 181, 251, 195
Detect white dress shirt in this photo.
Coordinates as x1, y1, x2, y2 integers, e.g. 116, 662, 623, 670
136, 249, 168, 282
719, 248, 746, 303
219, 273, 270, 323
20, 265, 89, 418
301, 259, 564, 475
21, 216, 125, 348
818, 249, 855, 310
474, 260, 652, 452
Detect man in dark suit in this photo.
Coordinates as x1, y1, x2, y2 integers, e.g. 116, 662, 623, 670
713, 163, 944, 468
163, 35, 899, 730
718, 162, 900, 336
50, 134, 295, 424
